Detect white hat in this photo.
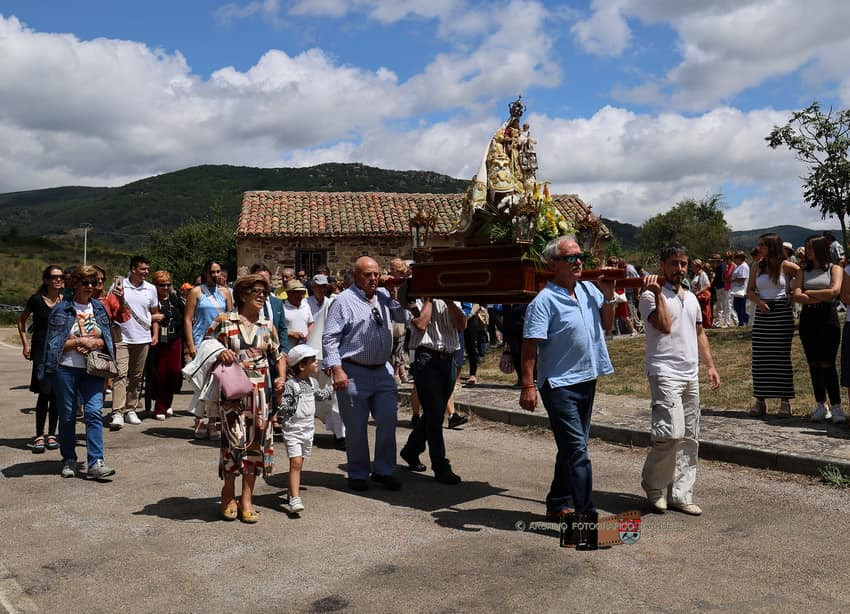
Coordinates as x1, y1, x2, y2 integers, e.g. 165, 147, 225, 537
286, 344, 317, 367
312, 274, 329, 285
783, 241, 793, 250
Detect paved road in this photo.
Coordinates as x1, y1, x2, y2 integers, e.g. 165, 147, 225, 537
0, 343, 848, 613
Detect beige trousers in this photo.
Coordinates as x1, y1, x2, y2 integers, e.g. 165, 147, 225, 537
641, 376, 700, 505
112, 342, 149, 413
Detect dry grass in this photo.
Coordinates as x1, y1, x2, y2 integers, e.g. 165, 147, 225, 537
475, 324, 837, 416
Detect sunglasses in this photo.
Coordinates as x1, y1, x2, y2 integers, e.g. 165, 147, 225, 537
552, 253, 585, 263
156, 283, 172, 288
79, 279, 97, 287
248, 287, 268, 297
372, 306, 383, 326
46, 274, 64, 281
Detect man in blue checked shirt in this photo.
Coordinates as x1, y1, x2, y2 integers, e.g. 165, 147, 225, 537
322, 256, 409, 492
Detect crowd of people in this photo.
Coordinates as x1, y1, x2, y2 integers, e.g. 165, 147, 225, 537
13, 228, 850, 526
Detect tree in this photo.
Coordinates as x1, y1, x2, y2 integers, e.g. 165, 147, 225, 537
146, 203, 236, 285
637, 194, 730, 260
767, 102, 850, 248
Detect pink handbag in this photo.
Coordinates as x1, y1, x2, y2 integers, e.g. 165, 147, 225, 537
212, 361, 254, 400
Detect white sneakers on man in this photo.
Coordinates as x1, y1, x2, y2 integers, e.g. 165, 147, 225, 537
125, 411, 142, 425
641, 481, 667, 513
831, 404, 847, 424
668, 502, 703, 516
810, 404, 831, 422
109, 412, 124, 431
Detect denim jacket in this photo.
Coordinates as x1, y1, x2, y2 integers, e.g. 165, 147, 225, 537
39, 298, 115, 378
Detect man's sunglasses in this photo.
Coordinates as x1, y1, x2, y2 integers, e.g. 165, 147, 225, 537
372, 307, 383, 326
551, 253, 585, 264
156, 283, 172, 288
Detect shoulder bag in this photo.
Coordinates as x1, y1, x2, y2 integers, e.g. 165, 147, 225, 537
86, 350, 119, 379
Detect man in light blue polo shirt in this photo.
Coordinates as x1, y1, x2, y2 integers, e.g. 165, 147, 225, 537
519, 235, 615, 518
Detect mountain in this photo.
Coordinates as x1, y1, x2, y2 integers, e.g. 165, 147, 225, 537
602, 217, 839, 252
0, 163, 469, 247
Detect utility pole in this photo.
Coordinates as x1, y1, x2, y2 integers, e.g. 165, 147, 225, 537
80, 223, 92, 265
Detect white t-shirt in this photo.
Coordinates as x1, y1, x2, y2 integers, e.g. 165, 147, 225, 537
117, 277, 157, 344
284, 300, 314, 343
730, 262, 750, 295
59, 302, 97, 369
639, 285, 702, 380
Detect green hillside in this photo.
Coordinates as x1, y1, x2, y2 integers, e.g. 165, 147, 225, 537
0, 163, 469, 247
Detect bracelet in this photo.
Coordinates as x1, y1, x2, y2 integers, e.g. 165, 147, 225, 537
520, 384, 536, 389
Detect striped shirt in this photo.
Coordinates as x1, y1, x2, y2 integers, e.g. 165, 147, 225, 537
322, 285, 409, 368
408, 299, 462, 353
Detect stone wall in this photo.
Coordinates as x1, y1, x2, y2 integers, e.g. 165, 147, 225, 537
237, 235, 463, 276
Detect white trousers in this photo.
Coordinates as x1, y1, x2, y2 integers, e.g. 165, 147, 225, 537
642, 376, 700, 505
314, 369, 345, 438
715, 289, 729, 326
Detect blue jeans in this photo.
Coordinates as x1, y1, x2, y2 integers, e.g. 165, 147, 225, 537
53, 365, 106, 468
402, 349, 455, 472
335, 363, 398, 479
539, 379, 597, 513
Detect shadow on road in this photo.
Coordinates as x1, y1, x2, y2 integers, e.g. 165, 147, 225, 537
0, 436, 34, 451
430, 489, 647, 533
2, 459, 61, 477
133, 496, 221, 522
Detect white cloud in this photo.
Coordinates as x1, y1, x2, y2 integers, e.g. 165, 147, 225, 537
571, 0, 631, 57
214, 0, 284, 28
576, 0, 850, 111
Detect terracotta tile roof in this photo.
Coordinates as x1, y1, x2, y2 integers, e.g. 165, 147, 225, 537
237, 191, 607, 238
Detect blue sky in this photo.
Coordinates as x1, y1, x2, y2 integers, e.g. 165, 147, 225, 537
2, 0, 849, 230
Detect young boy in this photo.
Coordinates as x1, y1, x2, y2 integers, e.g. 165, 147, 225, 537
278, 345, 333, 514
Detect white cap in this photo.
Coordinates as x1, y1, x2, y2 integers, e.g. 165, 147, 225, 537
286, 344, 317, 367
783, 241, 793, 250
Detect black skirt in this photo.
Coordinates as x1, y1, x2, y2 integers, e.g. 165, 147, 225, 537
751, 299, 795, 399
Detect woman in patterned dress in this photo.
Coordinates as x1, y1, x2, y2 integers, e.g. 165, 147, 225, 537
206, 274, 286, 523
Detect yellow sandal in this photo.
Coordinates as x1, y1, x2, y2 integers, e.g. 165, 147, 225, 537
220, 500, 238, 521
238, 507, 260, 524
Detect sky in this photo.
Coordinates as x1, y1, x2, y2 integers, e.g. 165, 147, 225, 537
2, 0, 850, 230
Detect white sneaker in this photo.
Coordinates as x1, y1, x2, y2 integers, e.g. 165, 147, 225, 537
60, 459, 76, 478
641, 481, 666, 512
87, 459, 115, 479
669, 501, 702, 516
125, 411, 142, 425
109, 412, 124, 431
154, 414, 166, 421
810, 404, 832, 422
831, 404, 847, 424
165, 407, 174, 417
287, 496, 305, 513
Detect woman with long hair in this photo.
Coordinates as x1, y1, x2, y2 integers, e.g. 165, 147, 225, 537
793, 235, 844, 422
17, 265, 64, 453
746, 233, 799, 418
207, 274, 285, 523
41, 265, 117, 478
184, 260, 232, 438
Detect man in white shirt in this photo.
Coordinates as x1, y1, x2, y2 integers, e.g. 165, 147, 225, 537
306, 274, 345, 445
110, 256, 159, 430
284, 279, 313, 349
638, 242, 720, 516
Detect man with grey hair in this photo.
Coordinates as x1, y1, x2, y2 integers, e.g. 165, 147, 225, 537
519, 235, 615, 519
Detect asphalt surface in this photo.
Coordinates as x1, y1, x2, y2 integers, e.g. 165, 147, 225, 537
0, 343, 848, 613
